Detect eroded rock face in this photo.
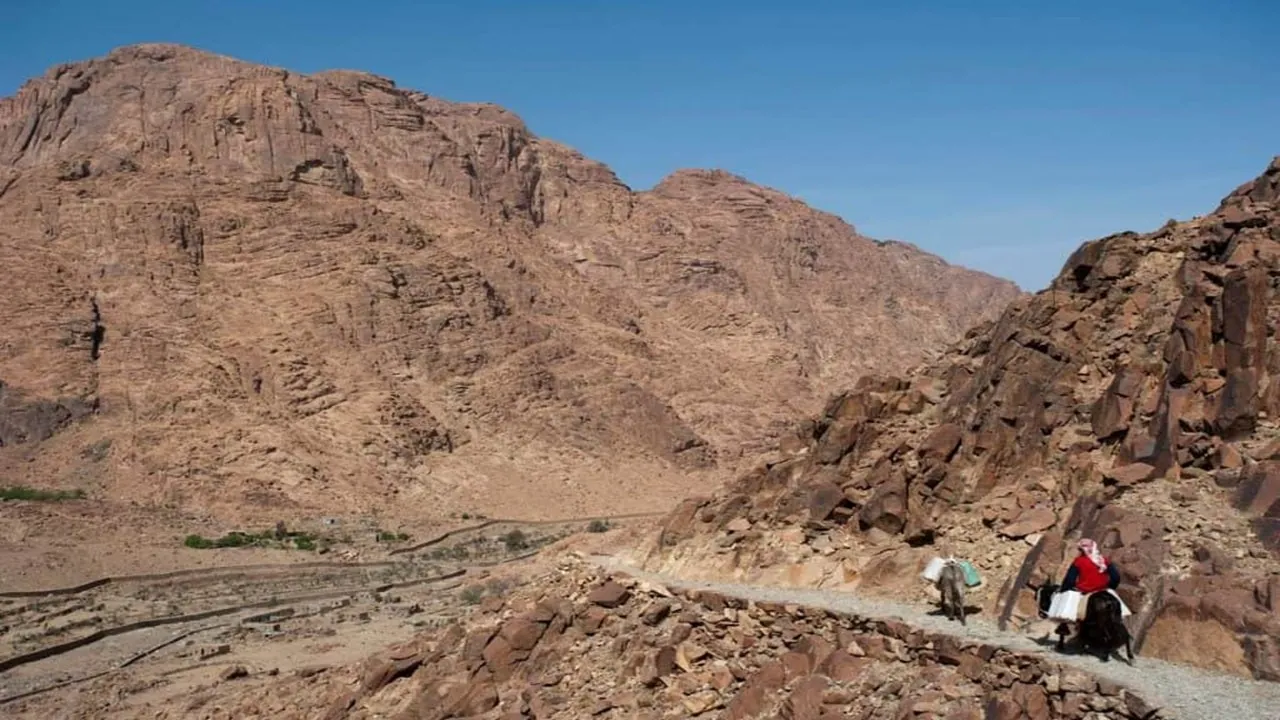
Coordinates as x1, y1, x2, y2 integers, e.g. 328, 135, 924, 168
173, 564, 1167, 720
0, 44, 1020, 521
647, 157, 1280, 680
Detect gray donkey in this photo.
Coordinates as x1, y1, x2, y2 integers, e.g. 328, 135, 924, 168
936, 559, 967, 625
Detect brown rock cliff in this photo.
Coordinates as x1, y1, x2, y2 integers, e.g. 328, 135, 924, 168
0, 44, 1020, 522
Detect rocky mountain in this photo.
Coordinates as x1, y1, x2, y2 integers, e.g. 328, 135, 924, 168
0, 44, 1019, 524
644, 158, 1280, 681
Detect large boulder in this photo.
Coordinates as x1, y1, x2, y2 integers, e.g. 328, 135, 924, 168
1091, 369, 1142, 441
857, 472, 908, 535
918, 423, 963, 463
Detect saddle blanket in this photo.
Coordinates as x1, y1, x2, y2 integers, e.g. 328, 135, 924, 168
1046, 589, 1132, 621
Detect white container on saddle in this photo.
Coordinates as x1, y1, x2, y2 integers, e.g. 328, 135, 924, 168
921, 556, 948, 583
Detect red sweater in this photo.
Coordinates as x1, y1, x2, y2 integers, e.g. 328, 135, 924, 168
1069, 554, 1112, 594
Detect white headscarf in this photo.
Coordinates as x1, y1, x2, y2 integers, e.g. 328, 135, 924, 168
1078, 538, 1107, 572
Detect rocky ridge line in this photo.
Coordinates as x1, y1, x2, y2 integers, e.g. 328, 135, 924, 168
645, 157, 1280, 682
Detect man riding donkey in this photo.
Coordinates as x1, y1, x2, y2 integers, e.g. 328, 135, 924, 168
1041, 538, 1136, 663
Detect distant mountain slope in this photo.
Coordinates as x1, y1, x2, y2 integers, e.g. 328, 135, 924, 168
0, 44, 1020, 522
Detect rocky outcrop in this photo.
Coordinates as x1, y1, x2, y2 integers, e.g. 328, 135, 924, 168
191, 562, 1167, 720
0, 44, 1020, 522
646, 158, 1280, 681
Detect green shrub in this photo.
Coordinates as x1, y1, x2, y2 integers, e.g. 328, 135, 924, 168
182, 529, 295, 550
0, 486, 86, 502
459, 586, 484, 605
501, 529, 529, 552
587, 519, 611, 533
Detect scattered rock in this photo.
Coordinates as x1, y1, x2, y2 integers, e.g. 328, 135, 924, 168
589, 580, 632, 608
1000, 508, 1057, 539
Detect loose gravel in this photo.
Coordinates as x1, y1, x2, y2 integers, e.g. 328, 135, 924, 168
596, 557, 1280, 720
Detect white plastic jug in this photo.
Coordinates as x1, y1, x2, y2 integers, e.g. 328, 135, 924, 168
921, 556, 946, 583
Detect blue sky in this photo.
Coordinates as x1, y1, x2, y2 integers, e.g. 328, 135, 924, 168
4, 1, 1277, 290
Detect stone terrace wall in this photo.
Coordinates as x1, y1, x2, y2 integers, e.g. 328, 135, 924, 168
243, 566, 1169, 720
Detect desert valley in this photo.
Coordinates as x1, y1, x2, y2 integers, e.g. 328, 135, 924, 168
0, 44, 1276, 720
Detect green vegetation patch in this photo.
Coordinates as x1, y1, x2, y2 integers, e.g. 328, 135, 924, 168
376, 530, 411, 543
501, 529, 529, 552
183, 528, 322, 551
0, 485, 86, 502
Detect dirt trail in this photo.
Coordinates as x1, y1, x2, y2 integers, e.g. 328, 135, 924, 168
596, 558, 1280, 720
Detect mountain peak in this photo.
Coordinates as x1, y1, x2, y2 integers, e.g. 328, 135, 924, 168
0, 42, 1020, 550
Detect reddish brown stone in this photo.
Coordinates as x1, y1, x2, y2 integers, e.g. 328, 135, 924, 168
1000, 507, 1057, 539
725, 661, 787, 720
749, 661, 787, 692
1235, 462, 1280, 516
654, 646, 678, 677
440, 670, 500, 718
816, 650, 868, 683
1254, 576, 1279, 613
1091, 369, 1142, 440
725, 684, 768, 720
944, 704, 983, 720
803, 480, 847, 522
1216, 442, 1244, 469
669, 622, 694, 645
779, 675, 829, 720
500, 617, 547, 652
463, 628, 497, 668
481, 636, 520, 680
919, 423, 964, 462
1192, 542, 1236, 575
359, 651, 425, 695
588, 580, 632, 608
812, 419, 863, 465
780, 651, 812, 681
1124, 690, 1160, 718
1243, 635, 1280, 681
857, 471, 908, 535
576, 606, 608, 635
642, 600, 673, 626
1103, 462, 1156, 487
1011, 682, 1050, 720
795, 635, 835, 668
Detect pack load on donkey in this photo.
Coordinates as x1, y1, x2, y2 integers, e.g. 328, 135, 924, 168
922, 556, 982, 625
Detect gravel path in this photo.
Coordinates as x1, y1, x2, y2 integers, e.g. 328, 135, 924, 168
595, 557, 1280, 720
